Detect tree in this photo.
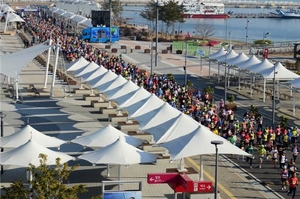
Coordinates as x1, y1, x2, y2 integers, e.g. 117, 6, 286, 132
1, 154, 92, 199
194, 21, 215, 40
100, 0, 123, 24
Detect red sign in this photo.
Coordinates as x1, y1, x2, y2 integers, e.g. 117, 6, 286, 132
194, 181, 213, 192
147, 173, 178, 184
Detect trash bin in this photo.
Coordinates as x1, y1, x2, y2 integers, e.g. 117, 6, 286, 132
275, 99, 280, 110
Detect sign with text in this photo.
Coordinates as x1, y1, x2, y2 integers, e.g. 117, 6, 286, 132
147, 173, 178, 184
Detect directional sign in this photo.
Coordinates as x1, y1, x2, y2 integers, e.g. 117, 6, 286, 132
197, 49, 204, 56
147, 173, 178, 184
194, 181, 213, 192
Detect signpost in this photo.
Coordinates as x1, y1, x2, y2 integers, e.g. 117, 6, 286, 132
147, 173, 178, 184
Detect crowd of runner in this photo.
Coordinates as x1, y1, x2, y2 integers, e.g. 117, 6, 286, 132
21, 11, 300, 197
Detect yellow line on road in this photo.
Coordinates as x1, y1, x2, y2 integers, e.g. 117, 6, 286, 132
186, 157, 237, 199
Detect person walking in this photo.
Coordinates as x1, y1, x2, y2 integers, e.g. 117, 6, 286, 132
258, 145, 267, 169
270, 146, 279, 168
281, 166, 289, 190
246, 143, 254, 168
291, 144, 299, 162
288, 173, 298, 198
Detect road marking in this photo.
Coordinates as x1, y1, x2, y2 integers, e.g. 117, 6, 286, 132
186, 157, 237, 199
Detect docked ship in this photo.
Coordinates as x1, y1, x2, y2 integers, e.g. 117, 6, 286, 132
179, 1, 229, 19
276, 9, 300, 18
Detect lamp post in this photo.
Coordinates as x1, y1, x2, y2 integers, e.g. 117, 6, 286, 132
155, 2, 160, 67
272, 66, 277, 128
263, 31, 269, 41
134, 12, 137, 27
1, 111, 6, 174
184, 40, 188, 85
224, 49, 228, 102
245, 19, 249, 47
109, 0, 112, 44
228, 31, 232, 50
211, 140, 224, 199
150, 40, 153, 76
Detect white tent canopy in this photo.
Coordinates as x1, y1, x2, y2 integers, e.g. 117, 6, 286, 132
0, 125, 66, 148
215, 49, 239, 63
288, 77, 300, 88
236, 55, 261, 70
137, 102, 181, 131
226, 52, 249, 66
71, 124, 143, 148
0, 139, 74, 167
161, 125, 251, 160
117, 87, 151, 108
0, 43, 50, 78
84, 66, 108, 83
260, 62, 300, 79
97, 74, 126, 94
107, 80, 139, 103
66, 57, 90, 72
209, 47, 226, 60
75, 61, 99, 78
91, 70, 118, 89
128, 94, 164, 118
7, 12, 25, 22
61, 12, 75, 18
246, 58, 274, 74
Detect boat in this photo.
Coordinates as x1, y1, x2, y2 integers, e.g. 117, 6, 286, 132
180, 1, 229, 19
276, 9, 300, 18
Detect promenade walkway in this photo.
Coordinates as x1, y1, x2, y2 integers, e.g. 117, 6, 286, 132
1, 27, 299, 199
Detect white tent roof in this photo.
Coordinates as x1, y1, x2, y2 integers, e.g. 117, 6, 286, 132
236, 55, 261, 70
161, 125, 250, 160
0, 139, 75, 167
72, 15, 87, 23
91, 70, 118, 89
8, 12, 25, 22
107, 80, 140, 103
84, 65, 108, 83
117, 87, 151, 108
0, 43, 50, 78
80, 19, 92, 26
77, 137, 156, 165
246, 58, 274, 74
66, 57, 89, 72
128, 94, 164, 118
71, 124, 143, 148
260, 62, 300, 79
75, 61, 99, 77
56, 9, 66, 15
0, 125, 66, 148
287, 77, 300, 89
226, 52, 249, 66
137, 102, 181, 131
209, 47, 226, 60
155, 113, 200, 144
215, 50, 239, 63
61, 12, 75, 18
100, 75, 127, 94
49, 7, 59, 12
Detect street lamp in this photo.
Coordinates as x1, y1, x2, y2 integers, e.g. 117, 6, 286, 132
272, 67, 277, 128
134, 12, 137, 27
245, 19, 249, 47
109, 0, 112, 44
263, 32, 269, 41
211, 140, 224, 199
155, 1, 163, 67
1, 111, 7, 174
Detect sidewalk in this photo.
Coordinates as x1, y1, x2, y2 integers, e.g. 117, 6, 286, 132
0, 31, 296, 199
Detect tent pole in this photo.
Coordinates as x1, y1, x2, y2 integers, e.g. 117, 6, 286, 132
43, 39, 52, 88
107, 164, 110, 177
276, 80, 279, 99
250, 75, 253, 97
118, 165, 121, 190
199, 155, 204, 181
50, 44, 60, 97
217, 63, 220, 83
209, 60, 211, 79
15, 78, 19, 102
79, 77, 84, 90
4, 11, 10, 33
238, 70, 241, 91
290, 85, 293, 96
293, 88, 296, 116
227, 66, 230, 87
263, 78, 266, 102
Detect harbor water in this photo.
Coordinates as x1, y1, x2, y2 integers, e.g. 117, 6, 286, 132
122, 5, 300, 43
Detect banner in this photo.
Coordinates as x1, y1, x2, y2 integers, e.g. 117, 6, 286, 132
103, 191, 142, 199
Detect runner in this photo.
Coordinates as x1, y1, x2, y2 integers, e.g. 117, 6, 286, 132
258, 145, 267, 169
270, 145, 279, 168
245, 143, 254, 169
291, 144, 299, 162
287, 173, 298, 199
280, 166, 289, 190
